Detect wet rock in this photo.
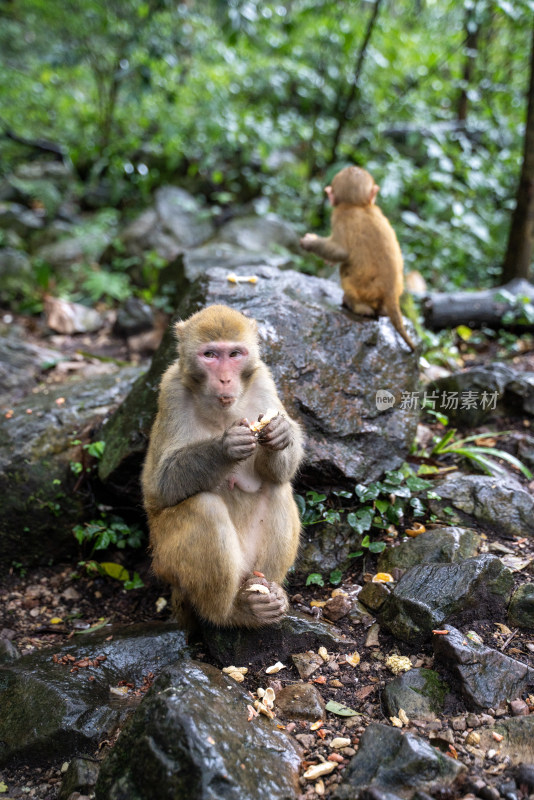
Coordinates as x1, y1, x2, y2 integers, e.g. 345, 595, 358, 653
44, 296, 104, 334
296, 518, 362, 576
429, 475, 534, 538
216, 213, 300, 252
427, 363, 525, 427
113, 297, 154, 336
432, 625, 534, 710
370, 555, 513, 644
117, 186, 214, 261
274, 683, 326, 721
514, 763, 534, 793
0, 248, 33, 305
201, 611, 355, 669
382, 668, 448, 721
58, 758, 100, 800
0, 364, 143, 564
0, 325, 64, 406
0, 622, 188, 766
94, 660, 301, 800
292, 651, 323, 679
478, 717, 534, 765
37, 231, 111, 269
0, 638, 21, 664
377, 527, 480, 573
332, 723, 465, 799
508, 583, 534, 628
183, 241, 292, 279
358, 582, 392, 613
98, 265, 419, 496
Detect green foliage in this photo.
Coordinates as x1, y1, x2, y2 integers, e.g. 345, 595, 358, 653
0, 1, 531, 292
296, 463, 439, 570
73, 513, 145, 590
431, 429, 533, 478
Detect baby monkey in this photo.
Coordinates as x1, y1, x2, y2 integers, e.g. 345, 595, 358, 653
300, 166, 415, 351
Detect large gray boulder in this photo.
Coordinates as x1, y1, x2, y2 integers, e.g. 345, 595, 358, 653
98, 265, 419, 495
430, 474, 534, 538
433, 625, 534, 710
0, 360, 143, 563
361, 555, 513, 644
95, 659, 301, 800
0, 622, 188, 766
333, 723, 465, 799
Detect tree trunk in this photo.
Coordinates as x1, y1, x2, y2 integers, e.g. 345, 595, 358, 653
501, 20, 534, 283
422, 278, 534, 330
326, 0, 384, 169
457, 4, 479, 122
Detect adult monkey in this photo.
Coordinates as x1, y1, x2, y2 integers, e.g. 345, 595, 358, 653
141, 304, 304, 628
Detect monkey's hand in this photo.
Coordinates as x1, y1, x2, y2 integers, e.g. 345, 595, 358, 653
257, 413, 292, 451
235, 576, 289, 625
222, 420, 256, 462
300, 233, 319, 251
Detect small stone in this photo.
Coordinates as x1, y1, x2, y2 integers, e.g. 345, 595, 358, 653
510, 699, 529, 716
274, 683, 326, 721
452, 717, 467, 732
323, 594, 352, 621
465, 731, 481, 746
466, 714, 482, 728
292, 651, 323, 680
479, 785, 500, 800
295, 734, 315, 749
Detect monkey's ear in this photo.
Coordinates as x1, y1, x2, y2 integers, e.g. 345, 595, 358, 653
370, 184, 379, 204
174, 320, 187, 340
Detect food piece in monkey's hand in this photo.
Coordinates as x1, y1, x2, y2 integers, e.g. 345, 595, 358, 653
249, 407, 279, 433
247, 583, 270, 594
236, 576, 289, 625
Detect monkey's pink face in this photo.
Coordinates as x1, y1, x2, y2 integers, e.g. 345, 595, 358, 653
197, 341, 250, 408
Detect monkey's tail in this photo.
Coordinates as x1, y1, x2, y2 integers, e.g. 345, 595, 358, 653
384, 298, 416, 352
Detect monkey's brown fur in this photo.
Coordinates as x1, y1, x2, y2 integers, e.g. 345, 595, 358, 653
301, 165, 416, 351
141, 305, 304, 628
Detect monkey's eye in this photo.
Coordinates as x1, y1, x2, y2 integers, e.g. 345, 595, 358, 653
203, 350, 217, 359
229, 350, 243, 358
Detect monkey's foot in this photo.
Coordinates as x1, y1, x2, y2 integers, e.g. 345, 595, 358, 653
236, 576, 289, 626
342, 296, 376, 317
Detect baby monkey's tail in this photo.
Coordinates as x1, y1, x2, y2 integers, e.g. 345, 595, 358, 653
383, 297, 416, 352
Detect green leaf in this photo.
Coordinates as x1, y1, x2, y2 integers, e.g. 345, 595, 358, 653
354, 483, 381, 502
348, 550, 363, 558
405, 475, 433, 492
99, 562, 130, 581
329, 569, 343, 585
325, 700, 360, 717
368, 541, 386, 553
374, 499, 389, 514
347, 508, 374, 534
306, 573, 324, 587
84, 440, 106, 459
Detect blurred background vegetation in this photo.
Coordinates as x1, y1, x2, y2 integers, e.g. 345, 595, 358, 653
0, 0, 532, 306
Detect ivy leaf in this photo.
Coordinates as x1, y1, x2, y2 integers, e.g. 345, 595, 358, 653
325, 700, 360, 717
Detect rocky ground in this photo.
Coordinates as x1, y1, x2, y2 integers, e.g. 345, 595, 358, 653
1, 314, 534, 800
